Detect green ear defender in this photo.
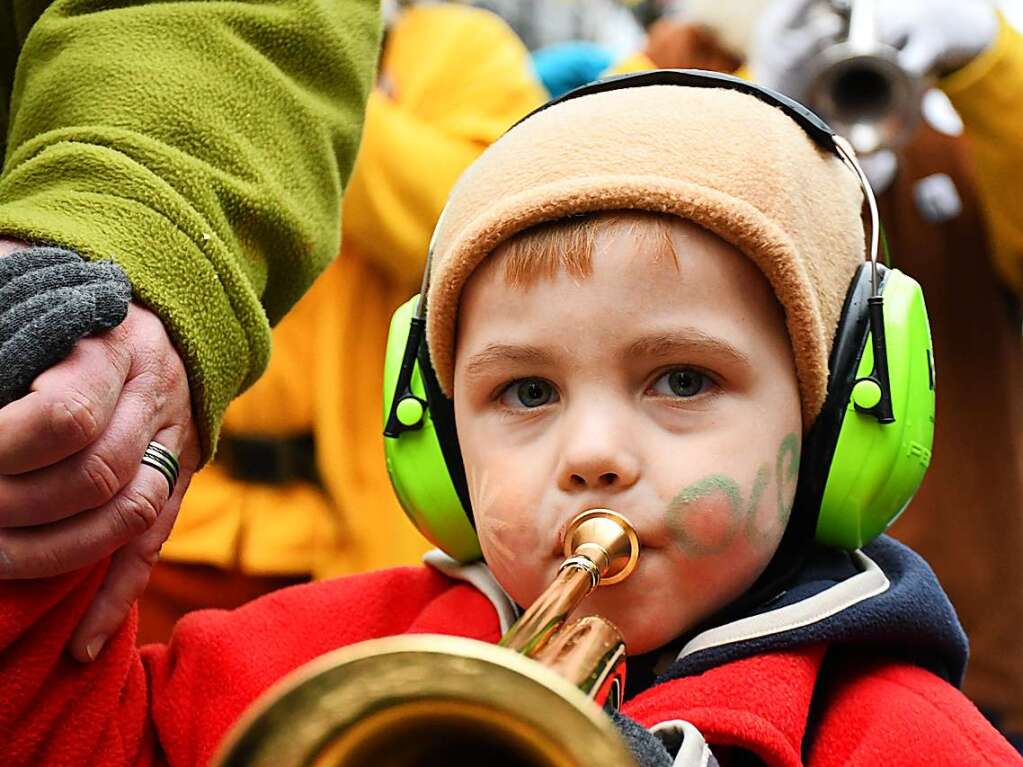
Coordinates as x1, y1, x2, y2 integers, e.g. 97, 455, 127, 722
383, 295, 482, 562
809, 264, 935, 549
381, 69, 936, 563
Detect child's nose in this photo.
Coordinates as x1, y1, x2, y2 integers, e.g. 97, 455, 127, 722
562, 466, 636, 491
556, 415, 640, 493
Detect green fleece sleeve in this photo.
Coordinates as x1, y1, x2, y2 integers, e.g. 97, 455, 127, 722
0, 0, 381, 461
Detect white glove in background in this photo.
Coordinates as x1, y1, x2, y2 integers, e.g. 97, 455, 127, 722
751, 0, 845, 97
878, 0, 999, 76
751, 0, 999, 101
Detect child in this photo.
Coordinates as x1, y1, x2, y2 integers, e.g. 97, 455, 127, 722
1, 73, 1019, 766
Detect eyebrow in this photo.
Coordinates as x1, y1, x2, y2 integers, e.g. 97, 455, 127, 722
463, 344, 556, 379
626, 330, 752, 370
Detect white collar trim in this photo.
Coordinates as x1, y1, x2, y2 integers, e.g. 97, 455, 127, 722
677, 549, 890, 661
423, 549, 521, 633
422, 548, 890, 659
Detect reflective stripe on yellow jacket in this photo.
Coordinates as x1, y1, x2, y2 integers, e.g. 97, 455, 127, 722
161, 4, 546, 578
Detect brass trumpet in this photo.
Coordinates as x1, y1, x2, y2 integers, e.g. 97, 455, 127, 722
212, 509, 641, 767
803, 0, 923, 154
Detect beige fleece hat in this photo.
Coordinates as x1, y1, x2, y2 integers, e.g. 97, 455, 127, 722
425, 84, 867, 427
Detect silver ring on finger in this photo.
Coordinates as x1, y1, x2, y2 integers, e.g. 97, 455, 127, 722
141, 440, 180, 496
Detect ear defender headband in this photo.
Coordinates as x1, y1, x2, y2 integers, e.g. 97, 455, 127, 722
382, 69, 935, 564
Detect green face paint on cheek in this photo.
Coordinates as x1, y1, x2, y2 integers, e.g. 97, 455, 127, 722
742, 464, 774, 548
664, 433, 801, 557
665, 475, 744, 557
776, 433, 800, 525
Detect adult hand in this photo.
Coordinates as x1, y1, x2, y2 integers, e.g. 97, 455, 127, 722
0, 297, 199, 661
750, 0, 998, 99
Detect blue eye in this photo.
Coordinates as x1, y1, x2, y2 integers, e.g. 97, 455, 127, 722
652, 369, 707, 398
501, 379, 557, 408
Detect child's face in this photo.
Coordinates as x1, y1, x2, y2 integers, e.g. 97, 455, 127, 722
453, 219, 802, 654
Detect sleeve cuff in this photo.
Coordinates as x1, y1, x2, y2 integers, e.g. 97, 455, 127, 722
0, 189, 267, 463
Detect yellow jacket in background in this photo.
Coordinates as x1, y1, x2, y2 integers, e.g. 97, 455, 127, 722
161, 4, 547, 578
941, 14, 1023, 295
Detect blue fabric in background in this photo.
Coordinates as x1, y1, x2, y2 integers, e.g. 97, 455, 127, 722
530, 41, 615, 98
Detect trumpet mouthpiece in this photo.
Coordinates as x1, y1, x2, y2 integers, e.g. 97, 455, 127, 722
563, 509, 640, 586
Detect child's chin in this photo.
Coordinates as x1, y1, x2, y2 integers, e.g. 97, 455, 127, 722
621, 616, 692, 655
577, 588, 695, 656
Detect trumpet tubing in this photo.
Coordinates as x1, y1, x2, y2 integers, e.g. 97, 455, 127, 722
212, 509, 642, 767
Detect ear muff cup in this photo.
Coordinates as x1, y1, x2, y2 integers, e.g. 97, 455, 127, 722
814, 265, 935, 548
788, 263, 935, 552
730, 262, 935, 618
383, 296, 480, 562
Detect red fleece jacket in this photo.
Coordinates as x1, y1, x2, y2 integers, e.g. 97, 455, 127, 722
0, 561, 1017, 766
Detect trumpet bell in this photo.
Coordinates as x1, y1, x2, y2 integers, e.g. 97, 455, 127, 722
212, 634, 636, 767
806, 42, 922, 155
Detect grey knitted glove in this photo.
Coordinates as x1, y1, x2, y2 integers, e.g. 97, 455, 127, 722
0, 246, 132, 408
610, 710, 674, 767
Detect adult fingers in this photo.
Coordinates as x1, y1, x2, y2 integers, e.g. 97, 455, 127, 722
0, 377, 165, 526
67, 305, 200, 659
0, 455, 172, 579
69, 540, 156, 662
70, 427, 197, 662
0, 334, 130, 474
0, 302, 193, 526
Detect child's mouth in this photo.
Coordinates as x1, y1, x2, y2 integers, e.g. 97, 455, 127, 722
553, 508, 667, 558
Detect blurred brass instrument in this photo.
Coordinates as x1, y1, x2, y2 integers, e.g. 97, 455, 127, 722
212, 509, 641, 767
804, 0, 923, 154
